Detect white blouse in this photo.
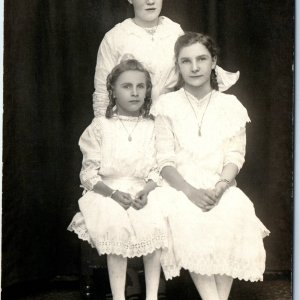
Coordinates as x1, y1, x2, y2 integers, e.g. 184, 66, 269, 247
93, 17, 184, 117
153, 89, 250, 188
79, 116, 159, 191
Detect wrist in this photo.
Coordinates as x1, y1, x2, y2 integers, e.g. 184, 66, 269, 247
182, 184, 194, 198
215, 179, 230, 191
109, 189, 118, 199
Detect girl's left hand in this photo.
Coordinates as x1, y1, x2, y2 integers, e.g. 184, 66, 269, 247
132, 190, 148, 210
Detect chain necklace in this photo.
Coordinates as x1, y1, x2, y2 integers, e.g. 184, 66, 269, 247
117, 112, 141, 142
133, 18, 159, 41
183, 89, 213, 137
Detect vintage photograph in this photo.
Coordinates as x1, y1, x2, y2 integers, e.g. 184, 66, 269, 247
2, 1, 293, 299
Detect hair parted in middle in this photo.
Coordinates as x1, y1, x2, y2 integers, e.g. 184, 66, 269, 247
105, 59, 153, 118
174, 32, 220, 91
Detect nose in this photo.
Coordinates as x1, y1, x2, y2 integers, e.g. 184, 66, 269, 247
191, 60, 200, 72
146, 0, 155, 5
131, 86, 138, 96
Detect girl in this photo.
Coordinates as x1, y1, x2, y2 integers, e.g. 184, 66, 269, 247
68, 59, 167, 300
150, 32, 270, 300
93, 0, 239, 117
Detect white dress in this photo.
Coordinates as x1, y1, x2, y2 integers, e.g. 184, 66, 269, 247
92, 17, 239, 117
149, 89, 270, 281
68, 116, 168, 258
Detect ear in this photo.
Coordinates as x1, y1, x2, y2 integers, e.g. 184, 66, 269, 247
112, 89, 116, 99
128, 0, 133, 4
212, 56, 217, 69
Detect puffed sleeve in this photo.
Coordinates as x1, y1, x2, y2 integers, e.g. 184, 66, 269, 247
145, 130, 161, 183
223, 127, 246, 172
79, 122, 102, 190
155, 110, 177, 172
93, 33, 118, 117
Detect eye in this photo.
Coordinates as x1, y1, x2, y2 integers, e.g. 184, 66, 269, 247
137, 83, 146, 89
122, 84, 131, 89
181, 59, 189, 64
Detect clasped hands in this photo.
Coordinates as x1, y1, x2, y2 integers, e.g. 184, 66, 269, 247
186, 181, 229, 212
111, 189, 148, 210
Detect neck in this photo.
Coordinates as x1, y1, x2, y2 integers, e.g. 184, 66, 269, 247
184, 84, 213, 100
116, 109, 140, 118
133, 17, 159, 28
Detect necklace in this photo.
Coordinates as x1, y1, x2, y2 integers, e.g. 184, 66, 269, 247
183, 89, 213, 137
133, 18, 159, 41
144, 25, 158, 41
117, 112, 141, 142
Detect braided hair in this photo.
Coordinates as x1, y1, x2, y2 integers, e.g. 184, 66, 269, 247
174, 32, 220, 91
105, 59, 153, 118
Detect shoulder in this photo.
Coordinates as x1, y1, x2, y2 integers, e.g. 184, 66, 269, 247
160, 16, 183, 33
214, 92, 249, 116
102, 19, 132, 42
211, 92, 251, 133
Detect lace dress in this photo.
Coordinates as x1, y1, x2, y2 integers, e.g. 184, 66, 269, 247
149, 89, 270, 281
68, 116, 168, 258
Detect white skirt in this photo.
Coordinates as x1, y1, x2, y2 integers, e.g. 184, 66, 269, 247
149, 185, 270, 282
68, 177, 168, 258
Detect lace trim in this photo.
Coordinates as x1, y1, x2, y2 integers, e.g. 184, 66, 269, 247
68, 214, 168, 257
91, 232, 168, 258
162, 254, 267, 282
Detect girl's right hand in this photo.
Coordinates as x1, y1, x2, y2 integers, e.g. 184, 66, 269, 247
185, 187, 218, 212
111, 190, 133, 210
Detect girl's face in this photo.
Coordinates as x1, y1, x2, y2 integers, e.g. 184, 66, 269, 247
129, 0, 163, 27
177, 42, 217, 93
113, 70, 147, 116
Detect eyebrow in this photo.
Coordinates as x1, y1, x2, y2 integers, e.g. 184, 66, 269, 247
120, 82, 145, 85
180, 54, 209, 60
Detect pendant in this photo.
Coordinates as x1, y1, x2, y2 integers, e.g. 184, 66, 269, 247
198, 127, 202, 136
128, 135, 132, 142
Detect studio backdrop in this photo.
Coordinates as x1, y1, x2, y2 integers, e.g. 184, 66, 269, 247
3, 0, 293, 288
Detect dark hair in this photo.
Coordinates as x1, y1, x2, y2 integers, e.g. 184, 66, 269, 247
106, 59, 153, 118
174, 32, 219, 90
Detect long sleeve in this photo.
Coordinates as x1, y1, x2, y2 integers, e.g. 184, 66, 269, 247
79, 123, 102, 190
93, 34, 118, 117
223, 127, 246, 171
155, 114, 177, 172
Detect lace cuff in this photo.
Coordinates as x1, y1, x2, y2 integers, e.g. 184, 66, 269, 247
147, 169, 162, 184
80, 171, 102, 191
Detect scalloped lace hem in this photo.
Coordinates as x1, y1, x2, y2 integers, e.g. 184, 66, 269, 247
162, 257, 266, 282
68, 221, 167, 257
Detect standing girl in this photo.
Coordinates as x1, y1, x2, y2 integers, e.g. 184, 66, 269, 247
93, 0, 239, 117
150, 32, 270, 300
68, 59, 167, 300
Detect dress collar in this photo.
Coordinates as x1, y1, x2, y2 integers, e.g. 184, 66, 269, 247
121, 16, 175, 39
180, 88, 216, 105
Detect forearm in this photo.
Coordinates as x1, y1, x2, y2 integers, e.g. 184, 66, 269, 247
93, 181, 115, 197
161, 166, 194, 197
219, 163, 239, 182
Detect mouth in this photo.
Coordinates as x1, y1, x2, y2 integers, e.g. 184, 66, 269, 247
145, 8, 156, 11
190, 75, 203, 78
129, 100, 141, 103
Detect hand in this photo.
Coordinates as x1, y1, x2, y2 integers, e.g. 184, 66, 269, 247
132, 190, 148, 210
111, 190, 133, 210
185, 187, 218, 212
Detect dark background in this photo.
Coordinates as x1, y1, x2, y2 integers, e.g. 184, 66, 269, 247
3, 0, 294, 288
